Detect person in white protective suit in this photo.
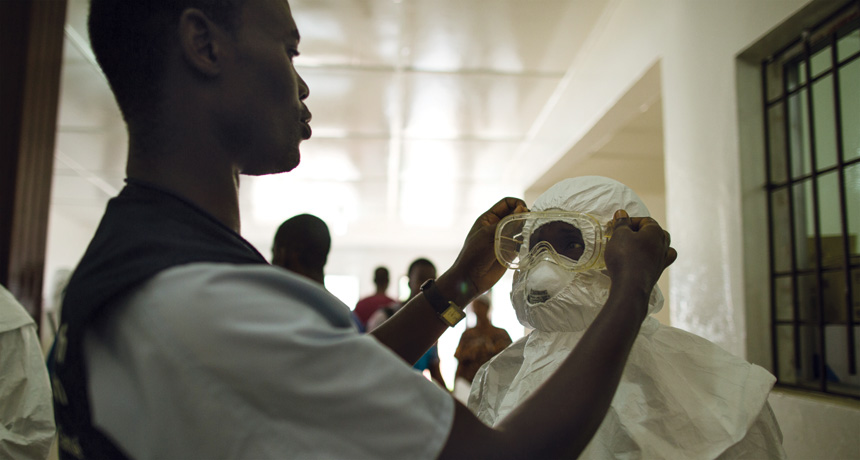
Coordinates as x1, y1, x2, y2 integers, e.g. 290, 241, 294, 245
468, 176, 786, 459
0, 284, 56, 459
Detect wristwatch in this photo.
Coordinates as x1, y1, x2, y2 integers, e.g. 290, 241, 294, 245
420, 279, 466, 327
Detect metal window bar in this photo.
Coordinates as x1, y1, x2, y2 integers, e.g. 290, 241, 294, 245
762, 60, 780, 381
782, 60, 802, 390
831, 17, 858, 376
800, 36, 828, 392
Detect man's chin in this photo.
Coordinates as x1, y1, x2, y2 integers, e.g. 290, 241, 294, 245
242, 153, 301, 176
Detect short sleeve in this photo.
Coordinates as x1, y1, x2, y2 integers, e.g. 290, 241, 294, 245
85, 263, 454, 459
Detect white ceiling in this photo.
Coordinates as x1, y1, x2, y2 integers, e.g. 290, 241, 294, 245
51, 0, 663, 260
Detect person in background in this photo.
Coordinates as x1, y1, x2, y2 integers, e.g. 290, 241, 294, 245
271, 213, 364, 330
353, 266, 397, 329
453, 294, 511, 400
368, 258, 447, 388
0, 284, 55, 459
271, 213, 331, 285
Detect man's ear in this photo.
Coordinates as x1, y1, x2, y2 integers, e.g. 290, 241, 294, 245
177, 8, 223, 77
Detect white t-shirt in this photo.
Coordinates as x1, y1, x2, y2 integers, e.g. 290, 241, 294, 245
83, 263, 454, 459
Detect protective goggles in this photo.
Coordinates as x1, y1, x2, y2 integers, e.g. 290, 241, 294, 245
495, 211, 611, 272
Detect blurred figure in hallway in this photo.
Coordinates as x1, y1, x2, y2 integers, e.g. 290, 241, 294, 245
353, 266, 397, 330
271, 214, 331, 285
368, 258, 447, 388
453, 294, 511, 401
271, 214, 363, 330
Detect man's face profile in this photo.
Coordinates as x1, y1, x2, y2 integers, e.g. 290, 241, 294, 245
220, 0, 312, 176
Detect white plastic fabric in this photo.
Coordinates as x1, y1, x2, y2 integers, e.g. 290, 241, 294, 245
0, 285, 56, 460
468, 176, 786, 459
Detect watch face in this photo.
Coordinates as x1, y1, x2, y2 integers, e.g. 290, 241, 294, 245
441, 305, 465, 326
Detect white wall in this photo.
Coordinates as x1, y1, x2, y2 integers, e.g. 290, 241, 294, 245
517, 0, 812, 356
41, 207, 103, 348
515, 0, 860, 457
769, 389, 860, 458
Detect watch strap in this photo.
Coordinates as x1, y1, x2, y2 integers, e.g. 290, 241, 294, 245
420, 279, 465, 327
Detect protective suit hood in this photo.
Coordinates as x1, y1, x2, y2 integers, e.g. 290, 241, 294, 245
512, 176, 663, 333
469, 176, 785, 459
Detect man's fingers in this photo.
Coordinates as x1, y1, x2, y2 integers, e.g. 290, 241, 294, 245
493, 197, 527, 215
609, 209, 630, 235
665, 248, 678, 268
611, 211, 664, 230
610, 211, 675, 255
635, 220, 673, 254
483, 197, 528, 225
633, 216, 660, 231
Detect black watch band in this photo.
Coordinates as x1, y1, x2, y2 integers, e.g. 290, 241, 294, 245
420, 279, 466, 327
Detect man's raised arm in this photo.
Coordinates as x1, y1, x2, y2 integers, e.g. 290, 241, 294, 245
369, 197, 528, 364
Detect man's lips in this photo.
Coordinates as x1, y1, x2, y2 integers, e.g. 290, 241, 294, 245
300, 110, 312, 140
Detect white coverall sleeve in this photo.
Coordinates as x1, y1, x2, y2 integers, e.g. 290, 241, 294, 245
717, 402, 786, 459
0, 324, 57, 460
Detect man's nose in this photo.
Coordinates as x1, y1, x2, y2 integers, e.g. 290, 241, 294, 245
298, 74, 310, 100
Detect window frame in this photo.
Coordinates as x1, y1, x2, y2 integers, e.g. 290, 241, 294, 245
762, 1, 860, 399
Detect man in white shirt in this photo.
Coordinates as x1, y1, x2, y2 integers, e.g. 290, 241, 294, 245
48, 1, 677, 458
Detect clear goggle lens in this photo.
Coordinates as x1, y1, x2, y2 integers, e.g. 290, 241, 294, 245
495, 211, 610, 271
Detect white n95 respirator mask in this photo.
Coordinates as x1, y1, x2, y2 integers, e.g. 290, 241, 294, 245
500, 211, 615, 332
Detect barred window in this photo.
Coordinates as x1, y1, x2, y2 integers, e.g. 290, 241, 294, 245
763, 1, 860, 398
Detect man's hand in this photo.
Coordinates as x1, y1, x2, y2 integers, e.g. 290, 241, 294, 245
437, 197, 528, 306
604, 209, 677, 299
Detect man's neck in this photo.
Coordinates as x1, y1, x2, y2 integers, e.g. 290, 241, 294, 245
126, 140, 243, 233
